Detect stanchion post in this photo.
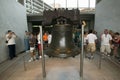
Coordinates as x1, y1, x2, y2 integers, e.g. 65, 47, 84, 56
40, 26, 46, 79
23, 55, 27, 71
99, 53, 102, 69
80, 21, 86, 80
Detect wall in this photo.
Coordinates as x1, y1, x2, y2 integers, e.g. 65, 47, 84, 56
0, 0, 28, 63
95, 0, 120, 36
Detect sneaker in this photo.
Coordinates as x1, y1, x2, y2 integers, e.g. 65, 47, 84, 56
44, 54, 48, 57
26, 50, 29, 53
39, 56, 42, 58
91, 56, 94, 59
28, 58, 33, 62
28, 59, 32, 62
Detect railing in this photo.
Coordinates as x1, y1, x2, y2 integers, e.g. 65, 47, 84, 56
98, 51, 120, 69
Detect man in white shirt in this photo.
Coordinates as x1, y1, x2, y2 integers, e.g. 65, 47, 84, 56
48, 32, 52, 45
86, 30, 97, 59
6, 30, 17, 60
100, 29, 112, 56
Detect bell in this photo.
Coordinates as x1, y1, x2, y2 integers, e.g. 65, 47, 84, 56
45, 23, 80, 58
43, 9, 80, 58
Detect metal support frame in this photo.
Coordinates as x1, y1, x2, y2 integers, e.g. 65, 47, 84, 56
80, 25, 84, 80
40, 24, 84, 79
80, 21, 86, 80
41, 0, 83, 79
40, 26, 46, 79
99, 53, 102, 69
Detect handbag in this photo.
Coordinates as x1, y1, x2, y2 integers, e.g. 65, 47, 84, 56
5, 40, 8, 43
5, 39, 10, 43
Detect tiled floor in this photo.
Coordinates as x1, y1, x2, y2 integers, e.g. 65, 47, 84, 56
0, 52, 120, 80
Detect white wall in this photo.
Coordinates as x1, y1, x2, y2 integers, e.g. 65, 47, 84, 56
95, 0, 120, 36
0, 0, 28, 63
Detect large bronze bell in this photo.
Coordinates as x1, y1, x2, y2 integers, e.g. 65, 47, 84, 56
45, 23, 80, 58
43, 9, 80, 58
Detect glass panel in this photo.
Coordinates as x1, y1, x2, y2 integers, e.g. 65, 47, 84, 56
90, 0, 96, 8
44, 0, 96, 8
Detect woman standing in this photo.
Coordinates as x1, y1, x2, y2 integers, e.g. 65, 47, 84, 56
24, 31, 30, 52
6, 30, 17, 60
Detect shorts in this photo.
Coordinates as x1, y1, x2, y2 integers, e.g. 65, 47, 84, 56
113, 43, 119, 47
44, 41, 48, 44
38, 44, 41, 50
100, 45, 111, 53
87, 43, 96, 53
30, 47, 35, 53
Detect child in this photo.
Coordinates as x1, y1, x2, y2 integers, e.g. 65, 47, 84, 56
29, 33, 36, 62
